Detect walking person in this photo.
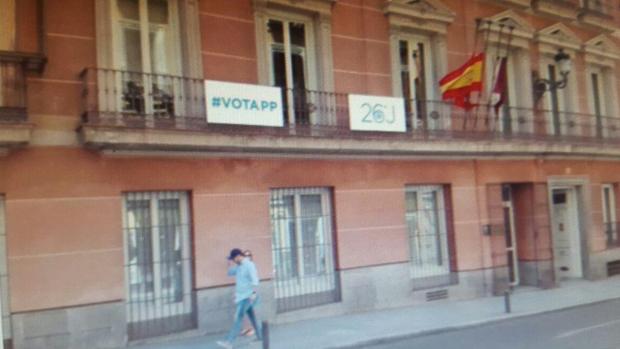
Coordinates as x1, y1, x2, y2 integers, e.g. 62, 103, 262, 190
217, 248, 262, 349
240, 250, 256, 337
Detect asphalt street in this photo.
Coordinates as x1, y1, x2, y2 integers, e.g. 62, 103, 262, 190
362, 299, 620, 349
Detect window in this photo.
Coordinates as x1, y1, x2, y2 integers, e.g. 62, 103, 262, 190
265, 15, 317, 126
269, 187, 339, 312
488, 52, 518, 134
405, 185, 452, 283
113, 0, 182, 117
590, 67, 607, 138
542, 59, 574, 136
255, 1, 335, 127
397, 36, 439, 130
123, 191, 194, 339
602, 184, 617, 247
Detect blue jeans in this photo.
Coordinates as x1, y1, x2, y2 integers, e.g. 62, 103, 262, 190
225, 296, 262, 343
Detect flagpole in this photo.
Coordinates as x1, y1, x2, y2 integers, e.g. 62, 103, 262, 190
467, 18, 483, 131
486, 22, 506, 131
470, 19, 491, 131
473, 20, 493, 130
493, 26, 515, 131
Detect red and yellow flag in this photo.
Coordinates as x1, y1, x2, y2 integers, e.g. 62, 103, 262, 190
439, 53, 484, 110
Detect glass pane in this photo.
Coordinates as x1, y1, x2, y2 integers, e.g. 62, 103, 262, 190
300, 194, 323, 276
126, 199, 154, 300
158, 198, 183, 303
149, 28, 168, 74
271, 195, 298, 280
122, 25, 143, 72
405, 191, 417, 213
604, 187, 612, 223
290, 22, 307, 90
420, 190, 441, 266
415, 42, 426, 101
148, 0, 169, 24
399, 40, 408, 66
406, 191, 422, 266
290, 22, 306, 48
291, 53, 306, 90
118, 0, 139, 21
268, 19, 284, 44
272, 51, 286, 89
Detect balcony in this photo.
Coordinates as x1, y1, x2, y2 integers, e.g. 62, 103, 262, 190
0, 52, 38, 153
79, 68, 620, 158
579, 0, 617, 31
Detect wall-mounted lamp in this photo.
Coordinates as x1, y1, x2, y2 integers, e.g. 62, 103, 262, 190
533, 49, 572, 102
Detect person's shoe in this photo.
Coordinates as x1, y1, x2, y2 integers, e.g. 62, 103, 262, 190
216, 340, 233, 349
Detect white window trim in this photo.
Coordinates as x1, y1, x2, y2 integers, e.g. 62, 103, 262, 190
254, 1, 334, 92
264, 11, 319, 91
96, 0, 203, 78
122, 191, 193, 322
482, 45, 534, 135
270, 187, 337, 299
112, 0, 183, 76
602, 184, 616, 225
586, 63, 619, 138
405, 185, 450, 279
538, 53, 579, 136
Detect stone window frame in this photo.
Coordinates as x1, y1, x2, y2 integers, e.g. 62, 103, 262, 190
384, 0, 454, 100
535, 23, 582, 136
253, 0, 335, 93
482, 10, 536, 133
95, 0, 203, 79
583, 34, 620, 138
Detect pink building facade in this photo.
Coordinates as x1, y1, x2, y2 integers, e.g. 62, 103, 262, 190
1, 0, 620, 348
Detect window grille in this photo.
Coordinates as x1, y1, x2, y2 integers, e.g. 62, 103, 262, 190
269, 187, 340, 312
123, 191, 196, 340
405, 185, 457, 289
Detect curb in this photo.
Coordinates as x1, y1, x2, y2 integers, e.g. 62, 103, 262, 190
324, 296, 620, 349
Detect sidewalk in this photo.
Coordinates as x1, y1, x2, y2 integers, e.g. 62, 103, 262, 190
127, 277, 620, 349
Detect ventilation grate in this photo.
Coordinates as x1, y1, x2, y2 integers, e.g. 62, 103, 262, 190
425, 289, 448, 302
607, 260, 620, 277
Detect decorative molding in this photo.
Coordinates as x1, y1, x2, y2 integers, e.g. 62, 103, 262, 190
583, 34, 620, 64
532, 0, 580, 21
481, 10, 535, 49
578, 7, 617, 33
488, 0, 530, 9
253, 0, 336, 17
536, 23, 582, 54
383, 0, 455, 35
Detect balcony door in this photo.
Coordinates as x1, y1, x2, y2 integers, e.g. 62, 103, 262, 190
113, 0, 182, 118
543, 61, 572, 136
266, 15, 317, 126
589, 67, 607, 138
397, 36, 441, 131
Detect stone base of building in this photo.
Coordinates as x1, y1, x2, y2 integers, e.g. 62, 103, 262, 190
12, 302, 126, 349
197, 262, 492, 334
8, 262, 573, 348
518, 260, 555, 289
588, 249, 620, 280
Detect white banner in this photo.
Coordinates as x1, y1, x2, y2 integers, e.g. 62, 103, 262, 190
348, 94, 406, 132
205, 80, 284, 127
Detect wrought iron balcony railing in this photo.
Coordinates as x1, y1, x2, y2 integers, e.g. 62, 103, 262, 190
0, 55, 28, 122
81, 68, 620, 146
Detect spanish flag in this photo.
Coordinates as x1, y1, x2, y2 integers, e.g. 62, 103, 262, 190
439, 53, 485, 110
